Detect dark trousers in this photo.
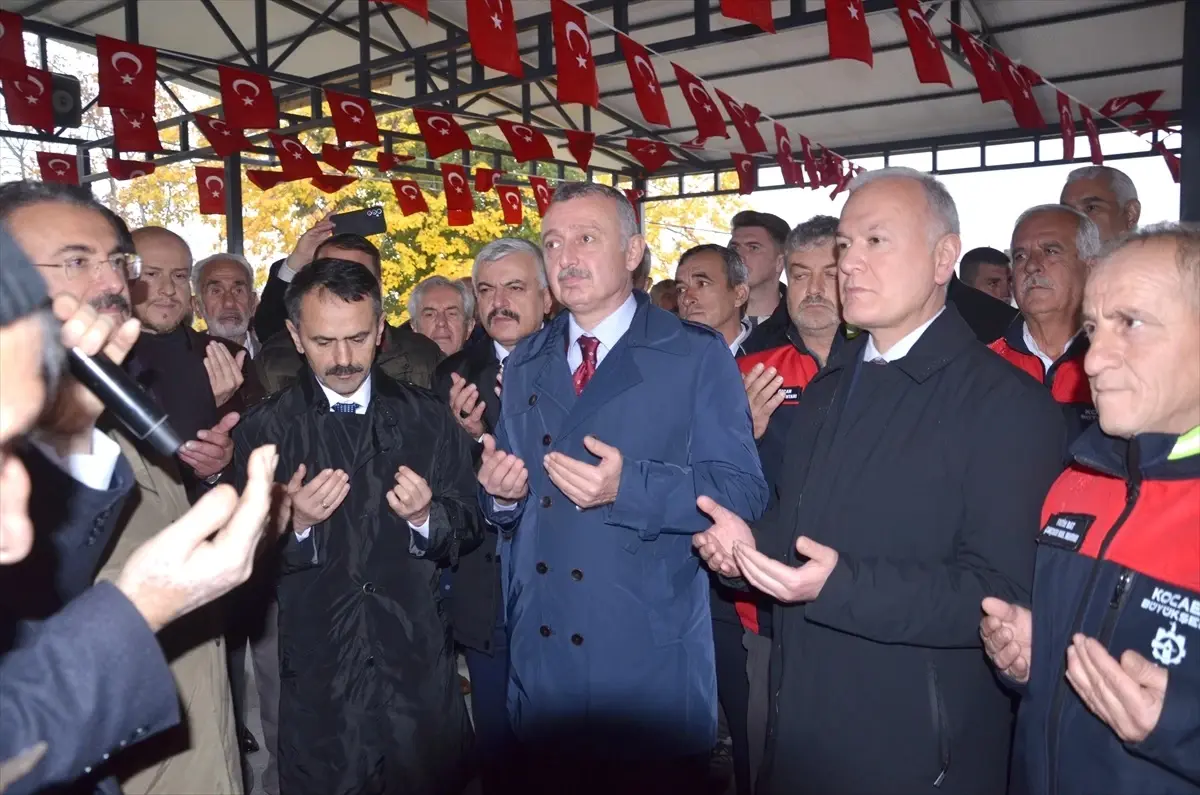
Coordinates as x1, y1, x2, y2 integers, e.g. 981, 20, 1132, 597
714, 617, 753, 795
463, 625, 515, 795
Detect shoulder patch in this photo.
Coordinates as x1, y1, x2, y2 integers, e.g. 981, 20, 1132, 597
1037, 512, 1096, 551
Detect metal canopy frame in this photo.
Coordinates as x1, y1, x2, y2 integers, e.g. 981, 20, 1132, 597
4, 0, 1195, 250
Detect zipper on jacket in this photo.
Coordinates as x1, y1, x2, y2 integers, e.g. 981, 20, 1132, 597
1045, 477, 1142, 795
1098, 568, 1137, 645
926, 660, 950, 787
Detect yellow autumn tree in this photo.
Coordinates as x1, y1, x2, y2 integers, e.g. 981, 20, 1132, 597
642, 172, 749, 280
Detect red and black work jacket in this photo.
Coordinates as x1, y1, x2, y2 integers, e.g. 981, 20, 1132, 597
1012, 423, 1200, 795
989, 319, 1096, 444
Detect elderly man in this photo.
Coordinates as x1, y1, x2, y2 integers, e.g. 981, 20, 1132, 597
675, 244, 752, 355
648, 278, 679, 314
1060, 165, 1142, 244
983, 223, 1200, 795
960, 246, 1013, 303
410, 275, 475, 356
695, 168, 1067, 795
477, 183, 767, 793
193, 253, 260, 357
991, 205, 1101, 441
730, 210, 791, 350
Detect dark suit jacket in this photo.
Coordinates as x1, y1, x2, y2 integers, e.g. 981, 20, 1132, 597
432, 333, 503, 654
252, 258, 290, 345
946, 275, 1019, 344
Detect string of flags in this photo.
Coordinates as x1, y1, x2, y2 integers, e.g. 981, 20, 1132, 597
0, 0, 1181, 227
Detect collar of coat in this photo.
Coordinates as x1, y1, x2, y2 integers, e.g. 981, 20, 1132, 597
999, 313, 1090, 363
286, 365, 404, 427
1069, 422, 1200, 482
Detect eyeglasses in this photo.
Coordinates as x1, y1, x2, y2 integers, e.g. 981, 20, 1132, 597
36, 253, 142, 282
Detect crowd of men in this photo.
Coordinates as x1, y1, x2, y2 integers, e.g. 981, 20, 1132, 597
0, 163, 1196, 795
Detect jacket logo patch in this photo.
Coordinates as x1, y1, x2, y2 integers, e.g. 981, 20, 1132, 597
1140, 586, 1200, 631
1151, 622, 1187, 666
1039, 512, 1095, 550
781, 386, 801, 402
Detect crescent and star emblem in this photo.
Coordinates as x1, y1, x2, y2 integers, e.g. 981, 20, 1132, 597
111, 52, 143, 85
119, 109, 146, 129
340, 99, 367, 124
536, 185, 548, 201
687, 83, 713, 114
129, 169, 146, 178
280, 138, 306, 159
1007, 64, 1029, 97
504, 191, 520, 208
428, 115, 452, 136
512, 124, 535, 143
231, 78, 261, 106
47, 158, 71, 175
400, 184, 419, 199
19, 73, 45, 104
633, 55, 658, 95
1106, 98, 1129, 114
484, 0, 506, 29
0, 22, 6, 40
564, 21, 590, 69
208, 118, 233, 137
448, 171, 466, 193
905, 10, 937, 49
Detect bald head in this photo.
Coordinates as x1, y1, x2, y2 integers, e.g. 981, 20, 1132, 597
132, 226, 193, 333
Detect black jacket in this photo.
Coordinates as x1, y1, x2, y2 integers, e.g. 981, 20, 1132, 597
252, 258, 290, 344
756, 305, 1068, 795
947, 275, 1019, 344
431, 332, 504, 654
742, 283, 790, 355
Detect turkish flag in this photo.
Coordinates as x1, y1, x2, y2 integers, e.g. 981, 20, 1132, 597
1056, 92, 1075, 161
620, 34, 670, 126
325, 88, 379, 146
626, 138, 672, 173
96, 36, 157, 113
375, 0, 427, 21
447, 208, 474, 227
322, 143, 358, 173
830, 157, 855, 199
731, 154, 757, 195
311, 174, 358, 194
3, 68, 54, 132
993, 51, 1044, 129
1080, 105, 1103, 165
950, 23, 1006, 103
825, 0, 872, 66
107, 157, 155, 181
0, 11, 25, 80
112, 108, 163, 152
673, 64, 728, 140
413, 108, 471, 159
475, 166, 500, 192
495, 185, 523, 225
720, 0, 774, 33
1124, 109, 1172, 137
799, 135, 819, 185
774, 124, 802, 187
623, 189, 644, 225
245, 169, 297, 191
565, 130, 595, 171
529, 176, 553, 217
466, 0, 523, 78
1098, 90, 1162, 118
269, 133, 323, 178
895, 0, 950, 86
218, 65, 277, 130
37, 152, 78, 185
193, 112, 251, 157
195, 166, 226, 215
391, 180, 429, 216
377, 151, 414, 172
496, 119, 554, 163
1152, 142, 1180, 184
552, 0, 597, 107
715, 89, 766, 153
441, 163, 474, 212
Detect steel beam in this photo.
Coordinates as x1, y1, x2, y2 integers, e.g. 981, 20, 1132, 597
225, 153, 244, 255
1181, 0, 1198, 222
269, 0, 347, 71
198, 0, 256, 67
62, 0, 122, 29
18, 0, 68, 16
123, 0, 138, 42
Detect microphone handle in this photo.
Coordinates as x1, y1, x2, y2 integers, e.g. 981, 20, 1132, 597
67, 348, 184, 457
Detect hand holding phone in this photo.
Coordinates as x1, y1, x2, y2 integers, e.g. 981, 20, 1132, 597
330, 206, 387, 237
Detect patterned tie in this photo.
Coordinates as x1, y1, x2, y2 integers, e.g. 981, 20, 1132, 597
332, 401, 359, 414
495, 361, 505, 398
868, 357, 887, 366
573, 335, 600, 397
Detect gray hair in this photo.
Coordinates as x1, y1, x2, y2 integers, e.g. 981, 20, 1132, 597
38, 308, 65, 400
1098, 221, 1200, 308
546, 182, 639, 246
192, 252, 255, 296
677, 243, 749, 289
407, 274, 475, 323
847, 167, 961, 240
472, 238, 547, 289
1065, 166, 1139, 207
1012, 204, 1103, 262
785, 215, 841, 261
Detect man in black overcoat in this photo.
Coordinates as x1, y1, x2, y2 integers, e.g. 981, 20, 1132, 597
232, 259, 482, 795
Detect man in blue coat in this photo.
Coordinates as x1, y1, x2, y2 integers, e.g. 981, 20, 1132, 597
477, 182, 768, 793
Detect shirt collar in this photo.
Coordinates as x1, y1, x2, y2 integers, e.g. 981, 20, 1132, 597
863, 306, 945, 363
729, 317, 752, 355
1022, 321, 1081, 371
318, 373, 372, 412
568, 292, 637, 353
493, 321, 544, 364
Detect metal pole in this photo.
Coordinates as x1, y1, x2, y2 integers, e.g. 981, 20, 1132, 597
124, 0, 138, 42
225, 153, 244, 255
359, 0, 371, 95
1181, 0, 1198, 222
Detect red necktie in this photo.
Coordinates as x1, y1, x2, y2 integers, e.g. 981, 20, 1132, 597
573, 335, 599, 397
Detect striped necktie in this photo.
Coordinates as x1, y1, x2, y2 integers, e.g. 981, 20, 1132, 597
332, 402, 359, 414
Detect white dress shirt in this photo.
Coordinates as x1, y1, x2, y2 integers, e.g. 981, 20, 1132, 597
1022, 322, 1079, 373
30, 427, 121, 492
862, 307, 946, 363
297, 375, 430, 539
566, 292, 638, 371
729, 318, 753, 356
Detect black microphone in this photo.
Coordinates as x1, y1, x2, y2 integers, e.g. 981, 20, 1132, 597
67, 348, 183, 457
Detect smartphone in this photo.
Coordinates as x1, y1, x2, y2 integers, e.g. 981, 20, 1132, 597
330, 206, 387, 237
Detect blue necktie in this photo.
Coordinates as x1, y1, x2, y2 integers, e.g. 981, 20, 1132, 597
332, 402, 358, 414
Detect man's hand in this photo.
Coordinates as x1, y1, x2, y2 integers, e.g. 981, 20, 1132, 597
178, 412, 239, 480
1067, 634, 1167, 743
743, 363, 785, 440
693, 496, 757, 577
115, 444, 279, 632
733, 535, 838, 603
448, 372, 486, 438
286, 214, 335, 272
387, 466, 432, 526
39, 295, 141, 454
204, 342, 246, 408
286, 464, 350, 532
478, 434, 528, 503
981, 597, 1034, 684
543, 436, 621, 509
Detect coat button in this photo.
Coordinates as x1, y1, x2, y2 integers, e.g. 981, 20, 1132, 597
536, 562, 548, 574
571, 633, 584, 646
528, 394, 538, 406
542, 434, 552, 446
541, 496, 552, 508
363, 582, 376, 594
539, 625, 551, 637
571, 569, 583, 581
365, 655, 375, 667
